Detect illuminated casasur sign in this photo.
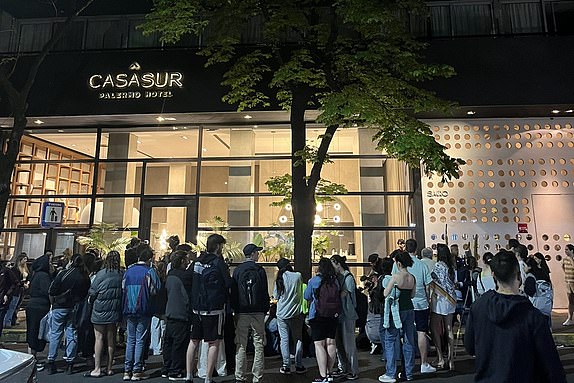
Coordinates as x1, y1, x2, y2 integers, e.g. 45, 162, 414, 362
88, 62, 183, 99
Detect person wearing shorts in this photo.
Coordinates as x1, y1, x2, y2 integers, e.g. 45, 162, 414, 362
304, 258, 341, 383
562, 244, 574, 326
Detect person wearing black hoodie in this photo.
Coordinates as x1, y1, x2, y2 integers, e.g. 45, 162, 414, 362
25, 253, 53, 369
0, 259, 19, 341
46, 253, 90, 375
464, 250, 565, 383
162, 250, 193, 380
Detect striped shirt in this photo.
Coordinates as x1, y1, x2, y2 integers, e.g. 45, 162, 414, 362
563, 256, 574, 283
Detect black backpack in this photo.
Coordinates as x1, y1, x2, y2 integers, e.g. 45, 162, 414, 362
237, 263, 264, 311
315, 277, 341, 318
191, 255, 227, 313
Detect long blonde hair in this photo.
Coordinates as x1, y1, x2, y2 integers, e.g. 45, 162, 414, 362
16, 253, 29, 279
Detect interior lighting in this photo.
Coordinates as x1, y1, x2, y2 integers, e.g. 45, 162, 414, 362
57, 130, 64, 133
279, 215, 288, 223
243, 114, 253, 119
566, 110, 573, 113
33, 119, 44, 125
285, 203, 292, 211
181, 136, 188, 140
333, 215, 341, 223
164, 117, 177, 121
202, 148, 207, 152
316, 203, 324, 212
156, 116, 165, 122
314, 215, 322, 225
466, 111, 476, 115
333, 203, 341, 211
551, 110, 560, 114
137, 140, 142, 144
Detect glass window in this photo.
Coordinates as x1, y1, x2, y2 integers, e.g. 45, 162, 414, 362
7, 197, 91, 228
202, 127, 291, 157
198, 196, 284, 227
19, 22, 52, 52
85, 19, 126, 49
98, 161, 143, 195
128, 18, 160, 48
28, 132, 98, 158
53, 21, 85, 51
101, 128, 199, 159
93, 197, 140, 228
200, 159, 290, 194
143, 162, 197, 195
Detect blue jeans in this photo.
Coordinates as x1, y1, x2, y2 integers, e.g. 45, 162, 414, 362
47, 308, 77, 363
3, 295, 20, 327
125, 315, 151, 373
379, 314, 401, 362
277, 316, 304, 368
384, 310, 416, 380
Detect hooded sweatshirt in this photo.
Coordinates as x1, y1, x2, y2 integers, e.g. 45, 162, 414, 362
28, 256, 52, 309
464, 289, 565, 383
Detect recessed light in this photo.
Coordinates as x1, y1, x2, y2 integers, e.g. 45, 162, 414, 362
466, 111, 476, 115
551, 109, 560, 114
243, 115, 253, 119
137, 140, 142, 144
181, 136, 188, 140
71, 144, 76, 147
253, 125, 258, 128
57, 129, 64, 133
33, 119, 44, 125
172, 126, 178, 130
566, 109, 573, 113
156, 116, 165, 122
202, 148, 207, 152
333, 215, 341, 223
164, 117, 177, 121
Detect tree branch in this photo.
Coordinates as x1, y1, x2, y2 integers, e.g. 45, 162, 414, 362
0, 68, 20, 106
308, 124, 338, 190
22, 0, 96, 98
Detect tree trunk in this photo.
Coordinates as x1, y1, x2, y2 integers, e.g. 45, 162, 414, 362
291, 90, 314, 282
0, 108, 26, 231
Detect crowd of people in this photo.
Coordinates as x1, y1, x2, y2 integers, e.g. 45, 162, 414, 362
0, 234, 569, 383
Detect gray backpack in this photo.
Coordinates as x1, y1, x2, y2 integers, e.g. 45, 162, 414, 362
529, 280, 553, 317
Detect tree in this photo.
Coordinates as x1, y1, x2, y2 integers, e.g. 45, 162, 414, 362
0, 0, 96, 231
142, 0, 464, 279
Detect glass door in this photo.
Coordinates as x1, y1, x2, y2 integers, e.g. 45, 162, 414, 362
139, 198, 197, 255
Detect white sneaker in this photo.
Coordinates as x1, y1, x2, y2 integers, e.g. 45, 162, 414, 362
421, 363, 437, 374
563, 319, 574, 326
378, 374, 396, 383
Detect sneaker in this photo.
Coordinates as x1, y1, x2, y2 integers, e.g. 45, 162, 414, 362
421, 363, 437, 374
123, 372, 132, 381
132, 372, 149, 381
563, 319, 574, 326
280, 366, 291, 375
65, 363, 74, 375
47, 361, 58, 375
331, 369, 345, 378
312, 377, 328, 383
346, 374, 359, 380
378, 375, 396, 383
295, 366, 307, 374
169, 373, 187, 381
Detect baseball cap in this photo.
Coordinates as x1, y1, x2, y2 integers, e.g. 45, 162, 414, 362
243, 243, 263, 256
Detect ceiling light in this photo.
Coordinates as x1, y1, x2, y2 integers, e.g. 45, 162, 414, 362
285, 203, 292, 211
566, 109, 573, 113
71, 144, 76, 147
333, 203, 341, 211
333, 215, 341, 223
137, 140, 142, 144
57, 129, 64, 133
33, 119, 44, 125
181, 136, 188, 140
279, 215, 288, 224
164, 117, 177, 121
243, 115, 253, 119
202, 148, 207, 152
316, 203, 324, 212
551, 109, 560, 114
253, 125, 258, 128
156, 116, 165, 122
172, 126, 178, 130
466, 111, 476, 115
314, 215, 322, 225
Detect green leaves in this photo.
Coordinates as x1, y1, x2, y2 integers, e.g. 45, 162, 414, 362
266, 173, 347, 207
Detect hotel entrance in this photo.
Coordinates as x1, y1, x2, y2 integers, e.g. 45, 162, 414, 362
139, 198, 197, 255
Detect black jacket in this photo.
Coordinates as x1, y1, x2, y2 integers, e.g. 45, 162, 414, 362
0, 264, 18, 308
165, 267, 193, 321
28, 256, 52, 309
231, 259, 270, 314
464, 289, 565, 383
48, 266, 90, 309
